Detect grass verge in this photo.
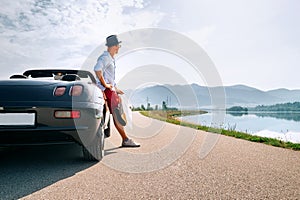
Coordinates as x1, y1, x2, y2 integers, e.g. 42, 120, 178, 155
140, 110, 300, 151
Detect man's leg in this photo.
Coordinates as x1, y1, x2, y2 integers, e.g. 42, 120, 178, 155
104, 89, 140, 147
112, 111, 140, 147
105, 89, 127, 139
112, 112, 128, 141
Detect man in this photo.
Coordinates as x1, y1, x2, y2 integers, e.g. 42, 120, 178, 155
94, 35, 140, 148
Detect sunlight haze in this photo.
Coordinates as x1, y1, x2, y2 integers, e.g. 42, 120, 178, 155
0, 0, 299, 90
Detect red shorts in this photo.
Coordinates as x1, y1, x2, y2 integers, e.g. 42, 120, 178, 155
103, 89, 120, 113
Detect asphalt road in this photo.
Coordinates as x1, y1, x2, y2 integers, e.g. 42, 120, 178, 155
1, 112, 300, 199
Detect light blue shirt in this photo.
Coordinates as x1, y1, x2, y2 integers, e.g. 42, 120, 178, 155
94, 51, 116, 91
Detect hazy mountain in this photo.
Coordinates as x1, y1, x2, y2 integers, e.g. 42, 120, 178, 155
266, 88, 300, 102
125, 84, 300, 109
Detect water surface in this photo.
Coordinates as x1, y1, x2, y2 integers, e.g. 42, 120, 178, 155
179, 112, 300, 143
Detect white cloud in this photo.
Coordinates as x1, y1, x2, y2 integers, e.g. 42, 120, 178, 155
131, 10, 165, 28
1, 0, 299, 90
0, 0, 164, 78
184, 26, 216, 47
161, 0, 300, 90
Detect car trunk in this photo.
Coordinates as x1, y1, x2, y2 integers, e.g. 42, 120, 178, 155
0, 79, 72, 102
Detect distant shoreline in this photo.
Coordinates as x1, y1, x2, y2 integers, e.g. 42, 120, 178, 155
139, 110, 300, 150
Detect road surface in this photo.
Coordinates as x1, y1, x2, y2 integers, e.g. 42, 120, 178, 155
1, 112, 300, 199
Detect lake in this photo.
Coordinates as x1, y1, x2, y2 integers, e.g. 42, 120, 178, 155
179, 112, 300, 144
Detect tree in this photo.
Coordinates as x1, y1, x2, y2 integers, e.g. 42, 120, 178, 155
147, 103, 153, 110
162, 101, 168, 110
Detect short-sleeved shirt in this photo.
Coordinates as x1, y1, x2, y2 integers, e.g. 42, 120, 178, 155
94, 51, 116, 91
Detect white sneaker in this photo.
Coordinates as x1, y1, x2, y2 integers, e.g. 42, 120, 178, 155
122, 138, 140, 148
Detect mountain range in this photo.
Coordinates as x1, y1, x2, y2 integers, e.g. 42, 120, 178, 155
124, 84, 300, 109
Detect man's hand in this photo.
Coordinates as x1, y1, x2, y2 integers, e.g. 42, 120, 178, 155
105, 83, 113, 90
115, 87, 124, 95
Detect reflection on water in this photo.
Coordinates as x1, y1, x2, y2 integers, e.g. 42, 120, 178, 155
180, 111, 300, 143
253, 112, 300, 122
226, 111, 247, 117
227, 111, 300, 122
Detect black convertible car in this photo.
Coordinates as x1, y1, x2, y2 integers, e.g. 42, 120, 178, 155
0, 69, 110, 161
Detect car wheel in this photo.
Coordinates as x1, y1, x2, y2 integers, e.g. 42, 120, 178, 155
82, 127, 105, 161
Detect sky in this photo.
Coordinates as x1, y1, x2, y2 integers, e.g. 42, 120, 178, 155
0, 0, 299, 91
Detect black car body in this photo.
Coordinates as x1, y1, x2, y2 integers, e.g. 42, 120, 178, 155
0, 69, 110, 161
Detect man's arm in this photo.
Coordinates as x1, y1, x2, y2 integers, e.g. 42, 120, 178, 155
95, 70, 113, 90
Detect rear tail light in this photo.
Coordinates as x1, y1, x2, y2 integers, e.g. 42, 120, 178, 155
54, 86, 66, 96
54, 85, 83, 97
54, 110, 81, 119
70, 85, 83, 96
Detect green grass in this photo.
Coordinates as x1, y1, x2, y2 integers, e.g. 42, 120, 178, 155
140, 110, 300, 151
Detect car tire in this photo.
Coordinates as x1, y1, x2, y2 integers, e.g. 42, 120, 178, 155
82, 127, 105, 161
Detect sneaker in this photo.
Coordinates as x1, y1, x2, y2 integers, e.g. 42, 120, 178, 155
122, 138, 140, 148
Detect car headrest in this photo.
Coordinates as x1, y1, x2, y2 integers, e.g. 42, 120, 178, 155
61, 74, 81, 81
10, 74, 27, 79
